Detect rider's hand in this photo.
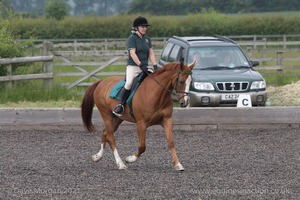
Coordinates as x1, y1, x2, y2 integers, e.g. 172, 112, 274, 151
139, 63, 149, 73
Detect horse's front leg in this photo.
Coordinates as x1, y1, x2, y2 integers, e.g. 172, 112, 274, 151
125, 121, 146, 163
162, 117, 185, 171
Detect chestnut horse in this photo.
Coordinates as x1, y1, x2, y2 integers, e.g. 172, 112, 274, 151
81, 61, 195, 171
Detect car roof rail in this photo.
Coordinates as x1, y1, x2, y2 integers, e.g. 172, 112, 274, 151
172, 35, 237, 44
172, 36, 189, 44
213, 35, 236, 44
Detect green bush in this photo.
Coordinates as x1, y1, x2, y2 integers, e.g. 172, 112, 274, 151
0, 16, 34, 77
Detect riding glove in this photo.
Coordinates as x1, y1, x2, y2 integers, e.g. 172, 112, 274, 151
139, 63, 148, 73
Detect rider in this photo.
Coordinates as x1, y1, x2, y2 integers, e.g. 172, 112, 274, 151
113, 16, 158, 117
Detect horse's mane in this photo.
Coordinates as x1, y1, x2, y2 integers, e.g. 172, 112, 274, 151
152, 62, 180, 76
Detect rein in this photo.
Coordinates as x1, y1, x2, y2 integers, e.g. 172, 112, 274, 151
147, 69, 193, 101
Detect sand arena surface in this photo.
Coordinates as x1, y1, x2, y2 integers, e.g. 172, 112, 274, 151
1, 127, 299, 199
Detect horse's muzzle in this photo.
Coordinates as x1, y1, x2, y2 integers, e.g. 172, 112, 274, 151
179, 95, 190, 108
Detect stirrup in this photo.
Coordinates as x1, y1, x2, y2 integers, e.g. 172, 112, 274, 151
113, 104, 124, 117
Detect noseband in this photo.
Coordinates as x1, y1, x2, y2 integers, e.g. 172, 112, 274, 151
148, 69, 192, 101
173, 70, 193, 100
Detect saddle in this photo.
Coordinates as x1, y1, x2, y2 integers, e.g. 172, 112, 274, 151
109, 72, 147, 116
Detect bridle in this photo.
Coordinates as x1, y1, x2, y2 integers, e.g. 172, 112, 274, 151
173, 70, 193, 100
147, 69, 193, 101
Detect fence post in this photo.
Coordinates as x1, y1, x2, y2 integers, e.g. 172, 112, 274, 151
6, 64, 12, 88
74, 40, 77, 51
262, 50, 266, 66
262, 38, 267, 50
246, 46, 252, 59
276, 51, 284, 85
283, 34, 287, 50
42, 41, 53, 88
253, 35, 257, 49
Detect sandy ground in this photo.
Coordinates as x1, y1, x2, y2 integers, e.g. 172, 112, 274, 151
1, 127, 299, 200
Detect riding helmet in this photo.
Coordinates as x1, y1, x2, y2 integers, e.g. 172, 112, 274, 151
133, 16, 150, 27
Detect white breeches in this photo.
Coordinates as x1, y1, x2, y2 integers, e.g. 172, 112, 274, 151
124, 65, 143, 90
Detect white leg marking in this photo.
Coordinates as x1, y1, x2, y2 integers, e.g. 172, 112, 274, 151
113, 149, 127, 170
125, 155, 138, 163
92, 144, 104, 162
184, 76, 192, 106
174, 163, 185, 171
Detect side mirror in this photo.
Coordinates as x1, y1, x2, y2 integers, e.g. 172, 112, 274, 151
251, 60, 259, 67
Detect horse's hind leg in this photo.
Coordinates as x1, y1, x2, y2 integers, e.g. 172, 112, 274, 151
91, 128, 108, 162
107, 126, 127, 170
92, 115, 127, 170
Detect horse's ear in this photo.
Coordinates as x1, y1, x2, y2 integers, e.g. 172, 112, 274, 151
188, 60, 196, 70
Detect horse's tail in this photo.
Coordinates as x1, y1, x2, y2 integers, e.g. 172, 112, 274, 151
81, 81, 101, 133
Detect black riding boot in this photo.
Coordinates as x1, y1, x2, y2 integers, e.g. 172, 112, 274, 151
113, 89, 131, 117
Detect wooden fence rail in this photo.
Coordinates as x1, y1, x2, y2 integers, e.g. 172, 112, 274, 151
1, 36, 300, 88
0, 55, 53, 88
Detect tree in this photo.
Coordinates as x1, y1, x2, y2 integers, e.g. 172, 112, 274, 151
72, 0, 132, 16
0, 0, 13, 18
45, 0, 69, 20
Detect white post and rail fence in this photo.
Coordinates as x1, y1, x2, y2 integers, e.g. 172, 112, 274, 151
0, 35, 300, 89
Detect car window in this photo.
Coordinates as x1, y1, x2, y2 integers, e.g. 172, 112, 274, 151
160, 42, 174, 61
188, 46, 250, 69
168, 44, 182, 62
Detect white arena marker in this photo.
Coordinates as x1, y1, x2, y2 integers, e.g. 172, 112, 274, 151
237, 94, 252, 107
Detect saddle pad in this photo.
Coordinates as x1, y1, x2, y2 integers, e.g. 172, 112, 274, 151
109, 73, 146, 109
109, 80, 140, 106
109, 80, 125, 100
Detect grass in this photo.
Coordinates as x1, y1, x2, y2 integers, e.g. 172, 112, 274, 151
247, 48, 300, 86
0, 80, 82, 107
258, 68, 300, 86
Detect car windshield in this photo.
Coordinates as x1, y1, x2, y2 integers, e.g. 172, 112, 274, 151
187, 46, 250, 70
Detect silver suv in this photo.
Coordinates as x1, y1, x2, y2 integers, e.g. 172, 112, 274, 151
158, 36, 267, 107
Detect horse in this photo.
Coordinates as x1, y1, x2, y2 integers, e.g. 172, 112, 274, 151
81, 61, 195, 171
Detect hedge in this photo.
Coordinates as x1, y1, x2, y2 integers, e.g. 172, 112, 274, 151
5, 13, 300, 39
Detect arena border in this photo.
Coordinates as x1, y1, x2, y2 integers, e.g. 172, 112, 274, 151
0, 107, 299, 131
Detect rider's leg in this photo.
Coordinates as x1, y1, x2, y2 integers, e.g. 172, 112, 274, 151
113, 65, 141, 117
113, 88, 131, 116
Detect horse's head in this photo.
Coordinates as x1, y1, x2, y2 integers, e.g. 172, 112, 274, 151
173, 61, 195, 107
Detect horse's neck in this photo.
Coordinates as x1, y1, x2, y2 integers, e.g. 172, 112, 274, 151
141, 70, 176, 103
153, 70, 176, 90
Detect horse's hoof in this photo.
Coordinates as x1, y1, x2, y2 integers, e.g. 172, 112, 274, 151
174, 163, 185, 171
125, 155, 138, 163
91, 154, 102, 162
118, 163, 127, 170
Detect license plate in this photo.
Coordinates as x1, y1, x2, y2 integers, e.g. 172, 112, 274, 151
222, 94, 239, 100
